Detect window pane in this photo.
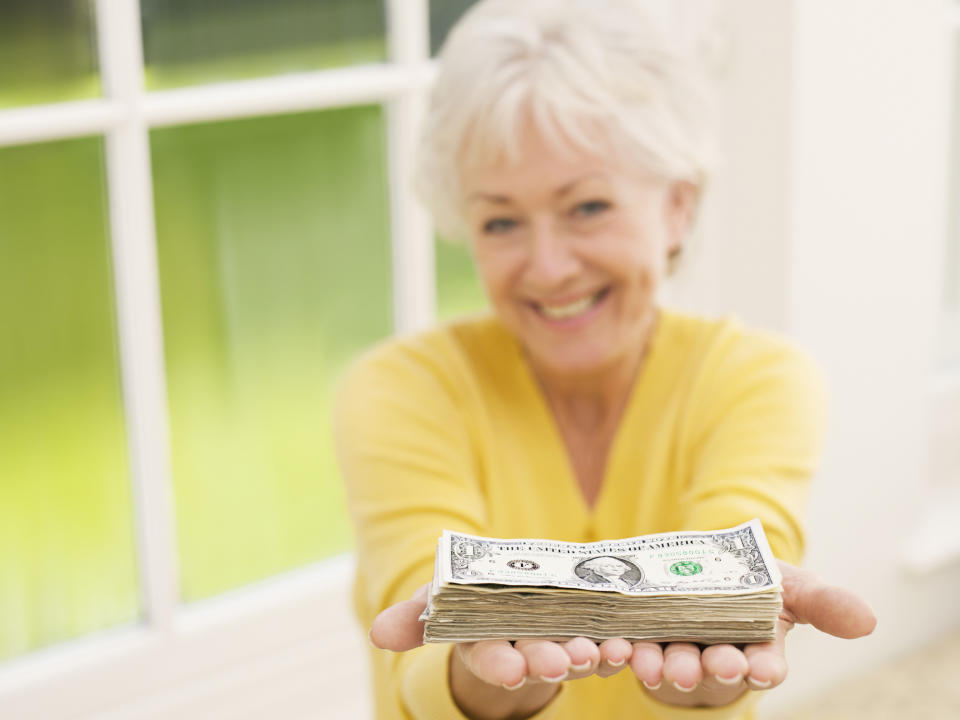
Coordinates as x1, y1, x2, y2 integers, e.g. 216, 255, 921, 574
0, 137, 137, 661
0, 0, 100, 109
429, 0, 479, 55
141, 0, 387, 90
436, 238, 487, 320
151, 107, 391, 601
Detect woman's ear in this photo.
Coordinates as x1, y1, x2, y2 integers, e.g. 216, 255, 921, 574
664, 180, 699, 257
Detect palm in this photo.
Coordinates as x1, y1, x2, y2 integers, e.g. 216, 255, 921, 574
369, 560, 876, 705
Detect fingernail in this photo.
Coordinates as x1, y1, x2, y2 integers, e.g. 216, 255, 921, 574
501, 677, 526, 691
606, 658, 626, 667
539, 671, 568, 683
642, 679, 661, 691
673, 681, 697, 693
570, 660, 593, 672
368, 630, 381, 650
748, 677, 772, 689
715, 673, 743, 685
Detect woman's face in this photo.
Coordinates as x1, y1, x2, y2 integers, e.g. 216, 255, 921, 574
460, 126, 695, 380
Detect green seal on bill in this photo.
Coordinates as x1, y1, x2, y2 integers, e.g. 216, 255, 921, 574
669, 561, 703, 576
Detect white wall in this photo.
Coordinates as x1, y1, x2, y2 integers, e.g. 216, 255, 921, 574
705, 0, 960, 714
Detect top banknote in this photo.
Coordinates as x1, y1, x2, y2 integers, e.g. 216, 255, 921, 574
437, 519, 781, 597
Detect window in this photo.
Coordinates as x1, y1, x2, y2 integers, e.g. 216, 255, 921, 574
151, 107, 391, 600
141, 0, 387, 89
0, 0, 484, 715
0, 137, 137, 663
0, 1, 100, 108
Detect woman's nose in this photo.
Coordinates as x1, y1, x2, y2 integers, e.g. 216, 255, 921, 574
525, 219, 580, 288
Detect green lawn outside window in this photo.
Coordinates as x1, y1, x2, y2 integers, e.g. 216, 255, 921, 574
0, 137, 139, 662
0, 0, 486, 661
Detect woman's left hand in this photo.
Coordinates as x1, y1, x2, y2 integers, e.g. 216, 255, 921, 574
629, 560, 877, 707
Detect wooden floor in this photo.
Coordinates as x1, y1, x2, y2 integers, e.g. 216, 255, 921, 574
768, 630, 960, 719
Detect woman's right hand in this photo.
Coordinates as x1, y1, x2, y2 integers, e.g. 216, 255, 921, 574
369, 584, 634, 720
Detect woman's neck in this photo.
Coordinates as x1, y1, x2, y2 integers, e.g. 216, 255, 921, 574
529, 310, 658, 434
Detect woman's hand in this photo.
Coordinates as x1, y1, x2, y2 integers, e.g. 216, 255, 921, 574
369, 561, 877, 717
630, 560, 877, 707
370, 585, 635, 719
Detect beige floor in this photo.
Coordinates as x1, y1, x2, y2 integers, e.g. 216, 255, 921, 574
769, 630, 960, 719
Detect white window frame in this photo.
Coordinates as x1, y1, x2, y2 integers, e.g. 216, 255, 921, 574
0, 1, 435, 717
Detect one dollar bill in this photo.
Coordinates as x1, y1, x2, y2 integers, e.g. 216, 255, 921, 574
439, 519, 781, 596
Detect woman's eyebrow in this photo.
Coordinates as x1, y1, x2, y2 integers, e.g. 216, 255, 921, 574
466, 192, 512, 205
554, 173, 605, 197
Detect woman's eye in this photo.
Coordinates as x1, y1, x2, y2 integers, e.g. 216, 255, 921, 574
482, 217, 518, 234
572, 200, 610, 218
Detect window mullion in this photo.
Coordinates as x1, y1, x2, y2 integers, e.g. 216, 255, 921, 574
386, 0, 435, 334
0, 99, 124, 147
96, 0, 180, 632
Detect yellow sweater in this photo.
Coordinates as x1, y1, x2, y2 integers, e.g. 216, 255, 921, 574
334, 309, 826, 720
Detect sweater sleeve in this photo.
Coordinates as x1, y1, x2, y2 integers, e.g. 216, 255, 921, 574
334, 340, 563, 720
678, 333, 828, 564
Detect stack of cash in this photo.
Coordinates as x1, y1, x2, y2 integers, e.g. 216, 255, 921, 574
420, 519, 783, 645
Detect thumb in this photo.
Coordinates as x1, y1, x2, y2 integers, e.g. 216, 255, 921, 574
778, 560, 877, 639
369, 583, 430, 652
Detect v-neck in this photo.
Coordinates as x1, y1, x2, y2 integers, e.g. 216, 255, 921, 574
505, 309, 676, 523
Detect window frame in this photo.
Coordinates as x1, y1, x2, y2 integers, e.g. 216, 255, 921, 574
0, 0, 434, 715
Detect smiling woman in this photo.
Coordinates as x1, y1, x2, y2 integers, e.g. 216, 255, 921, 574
335, 2, 875, 720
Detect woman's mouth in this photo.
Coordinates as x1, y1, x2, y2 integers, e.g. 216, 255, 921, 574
533, 287, 611, 322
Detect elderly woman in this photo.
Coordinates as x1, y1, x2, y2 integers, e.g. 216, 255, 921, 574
335, 1, 876, 719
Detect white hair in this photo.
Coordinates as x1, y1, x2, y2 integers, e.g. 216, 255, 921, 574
413, 0, 719, 240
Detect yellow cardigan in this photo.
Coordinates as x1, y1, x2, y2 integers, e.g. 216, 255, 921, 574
334, 309, 826, 720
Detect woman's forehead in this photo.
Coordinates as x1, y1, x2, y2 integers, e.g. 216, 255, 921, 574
459, 148, 663, 206
462, 158, 616, 199
460, 134, 621, 193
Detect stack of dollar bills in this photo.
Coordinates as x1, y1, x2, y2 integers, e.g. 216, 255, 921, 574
420, 519, 783, 645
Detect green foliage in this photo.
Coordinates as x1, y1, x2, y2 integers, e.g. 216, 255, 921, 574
151, 107, 392, 600
0, 137, 138, 662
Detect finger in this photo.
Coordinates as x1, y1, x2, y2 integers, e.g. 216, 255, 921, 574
700, 644, 749, 688
661, 643, 703, 693
743, 618, 790, 690
629, 642, 664, 689
369, 584, 429, 651
459, 640, 527, 688
596, 638, 632, 678
562, 637, 601, 677
515, 639, 572, 683
779, 561, 877, 639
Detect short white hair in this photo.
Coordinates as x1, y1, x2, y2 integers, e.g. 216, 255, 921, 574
414, 0, 718, 239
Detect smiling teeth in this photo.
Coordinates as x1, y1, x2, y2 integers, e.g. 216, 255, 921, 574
539, 291, 602, 320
